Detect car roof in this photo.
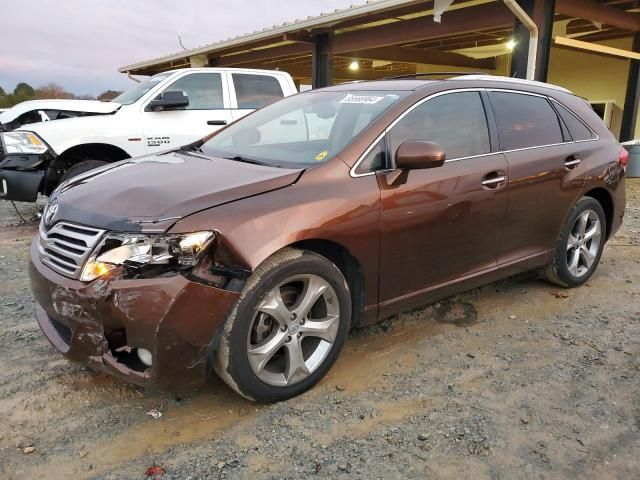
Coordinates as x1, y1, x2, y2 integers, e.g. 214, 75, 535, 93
321, 75, 572, 95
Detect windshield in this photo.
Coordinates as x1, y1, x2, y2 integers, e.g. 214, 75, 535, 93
200, 90, 408, 168
112, 72, 172, 105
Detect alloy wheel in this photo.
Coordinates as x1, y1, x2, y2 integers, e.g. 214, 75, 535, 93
566, 209, 601, 277
246, 274, 340, 386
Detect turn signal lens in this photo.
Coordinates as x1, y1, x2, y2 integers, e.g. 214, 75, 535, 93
80, 261, 117, 282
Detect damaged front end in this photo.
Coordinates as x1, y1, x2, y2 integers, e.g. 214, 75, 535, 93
29, 221, 249, 390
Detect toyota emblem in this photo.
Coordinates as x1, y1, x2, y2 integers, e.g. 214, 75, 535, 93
44, 202, 59, 227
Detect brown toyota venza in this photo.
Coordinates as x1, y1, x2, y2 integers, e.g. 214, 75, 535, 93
29, 75, 626, 402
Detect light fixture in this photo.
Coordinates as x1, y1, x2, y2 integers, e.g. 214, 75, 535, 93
506, 39, 516, 51
348, 60, 359, 71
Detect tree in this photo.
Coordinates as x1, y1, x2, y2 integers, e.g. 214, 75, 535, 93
0, 86, 9, 108
34, 83, 74, 100
97, 90, 122, 101
13, 82, 35, 103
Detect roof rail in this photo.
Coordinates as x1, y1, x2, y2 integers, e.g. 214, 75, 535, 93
383, 72, 487, 80
450, 74, 572, 93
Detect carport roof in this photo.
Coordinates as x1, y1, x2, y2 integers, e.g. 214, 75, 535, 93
119, 0, 425, 74
119, 0, 640, 78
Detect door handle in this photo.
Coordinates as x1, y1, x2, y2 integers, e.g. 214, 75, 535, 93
481, 174, 507, 188
207, 120, 227, 126
564, 155, 581, 169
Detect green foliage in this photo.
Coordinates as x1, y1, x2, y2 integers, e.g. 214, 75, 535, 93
0, 82, 109, 108
14, 82, 35, 99
0, 86, 9, 108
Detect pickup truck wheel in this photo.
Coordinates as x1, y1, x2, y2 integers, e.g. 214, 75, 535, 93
542, 196, 606, 288
60, 160, 109, 183
213, 248, 351, 402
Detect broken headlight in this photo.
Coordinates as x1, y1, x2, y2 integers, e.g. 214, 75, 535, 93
80, 231, 215, 282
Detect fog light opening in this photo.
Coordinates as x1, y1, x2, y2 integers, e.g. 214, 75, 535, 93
137, 348, 153, 367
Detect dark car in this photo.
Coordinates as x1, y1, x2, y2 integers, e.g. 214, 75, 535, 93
29, 75, 627, 402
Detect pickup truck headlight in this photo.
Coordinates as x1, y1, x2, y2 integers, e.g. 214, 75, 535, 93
1, 131, 49, 155
80, 231, 215, 282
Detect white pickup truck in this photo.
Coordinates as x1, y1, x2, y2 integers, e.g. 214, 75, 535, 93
0, 68, 297, 202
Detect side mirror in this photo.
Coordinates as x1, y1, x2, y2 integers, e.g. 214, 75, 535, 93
395, 140, 446, 170
148, 91, 189, 111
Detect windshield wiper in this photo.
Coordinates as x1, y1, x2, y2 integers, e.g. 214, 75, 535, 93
181, 139, 204, 152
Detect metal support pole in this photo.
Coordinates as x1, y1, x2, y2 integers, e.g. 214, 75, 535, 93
312, 33, 333, 89
621, 32, 640, 142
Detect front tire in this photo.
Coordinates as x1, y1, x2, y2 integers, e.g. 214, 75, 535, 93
213, 248, 351, 402
543, 196, 606, 288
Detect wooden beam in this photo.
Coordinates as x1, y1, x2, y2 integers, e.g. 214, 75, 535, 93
283, 32, 314, 44
332, 2, 514, 54
554, 35, 640, 60
556, 0, 640, 32
217, 43, 311, 66
255, 64, 397, 81
339, 45, 496, 69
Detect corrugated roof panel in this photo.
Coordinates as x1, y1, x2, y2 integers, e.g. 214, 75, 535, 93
119, 0, 424, 72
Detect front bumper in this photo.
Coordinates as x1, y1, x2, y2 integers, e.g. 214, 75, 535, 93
0, 168, 44, 202
0, 149, 51, 201
29, 239, 240, 390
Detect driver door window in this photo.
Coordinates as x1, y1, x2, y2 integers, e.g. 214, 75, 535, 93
387, 91, 491, 162
162, 73, 224, 110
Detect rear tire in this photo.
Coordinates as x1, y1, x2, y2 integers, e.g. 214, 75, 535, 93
212, 248, 351, 402
60, 160, 109, 183
542, 196, 606, 288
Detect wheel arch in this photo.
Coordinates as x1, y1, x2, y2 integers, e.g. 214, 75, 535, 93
583, 187, 614, 240
55, 142, 131, 166
288, 238, 366, 328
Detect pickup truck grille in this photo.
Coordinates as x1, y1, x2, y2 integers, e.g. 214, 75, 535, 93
38, 222, 105, 278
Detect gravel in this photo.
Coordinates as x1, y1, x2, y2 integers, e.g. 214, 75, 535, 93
1, 183, 639, 479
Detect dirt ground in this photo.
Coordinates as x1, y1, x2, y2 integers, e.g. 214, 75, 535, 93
0, 181, 638, 480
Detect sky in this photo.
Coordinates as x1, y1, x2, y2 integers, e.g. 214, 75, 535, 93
0, 0, 358, 97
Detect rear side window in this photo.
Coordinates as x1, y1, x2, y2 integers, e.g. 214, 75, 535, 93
552, 101, 595, 141
490, 92, 563, 150
232, 74, 284, 109
388, 91, 490, 160
165, 73, 224, 110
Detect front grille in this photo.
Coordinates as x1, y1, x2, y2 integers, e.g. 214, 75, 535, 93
38, 221, 105, 278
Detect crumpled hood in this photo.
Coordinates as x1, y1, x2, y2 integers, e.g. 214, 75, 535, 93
0, 99, 120, 124
49, 151, 303, 232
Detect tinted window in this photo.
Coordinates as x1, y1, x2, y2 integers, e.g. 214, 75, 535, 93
388, 91, 490, 160
553, 101, 595, 141
233, 74, 284, 109
164, 73, 224, 110
490, 92, 563, 150
354, 138, 386, 175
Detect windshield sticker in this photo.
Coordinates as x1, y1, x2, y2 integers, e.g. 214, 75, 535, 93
340, 94, 385, 105
315, 150, 328, 161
